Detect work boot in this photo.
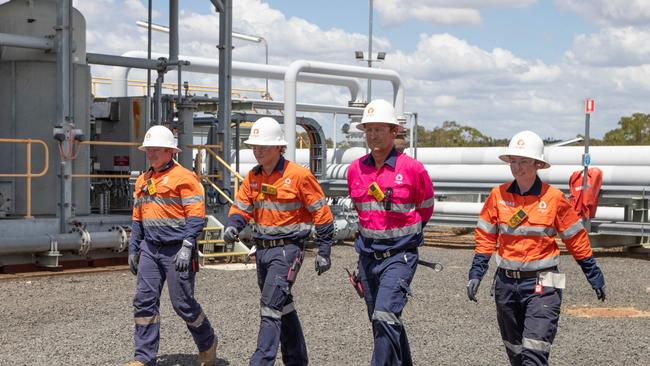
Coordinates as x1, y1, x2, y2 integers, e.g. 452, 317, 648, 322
122, 361, 146, 366
197, 338, 218, 366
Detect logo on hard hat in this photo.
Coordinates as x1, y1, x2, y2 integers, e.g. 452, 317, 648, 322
367, 107, 374, 115
145, 133, 152, 140
253, 128, 260, 136
516, 139, 525, 148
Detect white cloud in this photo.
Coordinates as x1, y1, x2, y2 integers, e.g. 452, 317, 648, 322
376, 0, 537, 26
566, 26, 650, 67
557, 0, 650, 26
18, 0, 649, 141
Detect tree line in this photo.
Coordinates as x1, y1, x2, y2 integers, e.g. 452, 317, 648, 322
295, 113, 650, 148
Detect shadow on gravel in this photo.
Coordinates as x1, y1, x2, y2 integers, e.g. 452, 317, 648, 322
157, 354, 230, 365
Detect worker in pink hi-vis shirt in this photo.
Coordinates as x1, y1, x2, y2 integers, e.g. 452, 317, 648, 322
347, 99, 434, 366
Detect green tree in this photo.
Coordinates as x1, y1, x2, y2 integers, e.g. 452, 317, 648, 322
601, 113, 650, 145
431, 121, 495, 147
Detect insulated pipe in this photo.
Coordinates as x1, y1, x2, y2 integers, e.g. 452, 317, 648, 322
433, 201, 625, 221
318, 164, 650, 186
169, 0, 179, 64
0, 231, 124, 255
107, 51, 363, 102
284, 59, 405, 160
234, 146, 650, 166
0, 32, 53, 50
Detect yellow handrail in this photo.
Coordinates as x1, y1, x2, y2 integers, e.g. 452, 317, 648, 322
190, 144, 244, 204
0, 138, 49, 218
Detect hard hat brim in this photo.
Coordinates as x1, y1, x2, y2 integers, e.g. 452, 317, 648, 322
356, 121, 402, 132
498, 153, 551, 169
243, 138, 288, 146
138, 145, 182, 153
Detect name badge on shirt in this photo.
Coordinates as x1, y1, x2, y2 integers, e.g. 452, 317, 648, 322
261, 183, 277, 195
368, 182, 385, 202
146, 178, 157, 195
507, 208, 527, 228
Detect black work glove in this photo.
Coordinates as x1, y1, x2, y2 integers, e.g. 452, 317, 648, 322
315, 255, 331, 275
467, 279, 481, 302
223, 226, 239, 244
128, 252, 139, 276
595, 286, 606, 301
174, 240, 193, 272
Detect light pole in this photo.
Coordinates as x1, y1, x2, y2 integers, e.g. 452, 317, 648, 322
232, 32, 269, 99
355, 0, 385, 101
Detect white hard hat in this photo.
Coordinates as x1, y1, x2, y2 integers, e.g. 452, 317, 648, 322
139, 125, 181, 152
499, 130, 550, 169
357, 99, 400, 131
244, 117, 288, 146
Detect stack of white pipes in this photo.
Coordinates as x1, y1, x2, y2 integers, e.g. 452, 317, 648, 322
233, 145, 650, 186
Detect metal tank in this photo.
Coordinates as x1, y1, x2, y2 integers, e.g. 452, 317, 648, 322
0, 0, 90, 216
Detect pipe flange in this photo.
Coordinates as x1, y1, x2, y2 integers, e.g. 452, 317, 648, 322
71, 226, 92, 256
109, 225, 129, 253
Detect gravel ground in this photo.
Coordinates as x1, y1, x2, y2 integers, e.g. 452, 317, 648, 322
1, 244, 649, 366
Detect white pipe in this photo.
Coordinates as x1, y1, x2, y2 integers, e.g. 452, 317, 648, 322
433, 201, 625, 221
0, 32, 53, 50
110, 51, 363, 102
284, 59, 405, 160
235, 146, 650, 167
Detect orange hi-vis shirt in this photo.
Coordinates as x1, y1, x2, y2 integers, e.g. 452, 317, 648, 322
228, 157, 333, 243
475, 180, 593, 271
131, 160, 206, 246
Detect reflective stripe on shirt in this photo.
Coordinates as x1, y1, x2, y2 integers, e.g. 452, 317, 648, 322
355, 201, 416, 213
477, 219, 497, 234
359, 222, 421, 239
498, 224, 557, 237
495, 253, 559, 271
142, 217, 186, 228
559, 220, 583, 240
254, 200, 303, 211
255, 222, 312, 235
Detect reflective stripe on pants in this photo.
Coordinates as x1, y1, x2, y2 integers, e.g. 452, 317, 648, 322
494, 269, 562, 366
250, 244, 307, 366
358, 250, 418, 366
132, 241, 215, 364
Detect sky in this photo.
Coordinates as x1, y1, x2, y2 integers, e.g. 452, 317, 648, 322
11, 0, 650, 141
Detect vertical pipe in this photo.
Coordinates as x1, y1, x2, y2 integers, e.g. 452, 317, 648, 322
177, 101, 196, 169
57, 0, 73, 233
413, 112, 418, 160
25, 140, 32, 218
169, 0, 179, 64
154, 71, 164, 124
217, 0, 233, 222
367, 0, 373, 101
263, 39, 269, 99
146, 0, 152, 126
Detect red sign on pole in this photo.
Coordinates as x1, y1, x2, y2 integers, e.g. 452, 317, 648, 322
585, 98, 595, 114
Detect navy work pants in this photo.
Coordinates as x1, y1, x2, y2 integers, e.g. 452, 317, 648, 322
494, 270, 562, 366
358, 250, 418, 366
250, 243, 308, 366
132, 241, 215, 366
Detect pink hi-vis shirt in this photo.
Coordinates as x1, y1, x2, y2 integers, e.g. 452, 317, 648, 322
347, 148, 435, 254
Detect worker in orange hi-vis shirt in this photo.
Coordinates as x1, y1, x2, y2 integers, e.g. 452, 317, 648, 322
126, 125, 216, 366
466, 130, 606, 366
223, 117, 334, 366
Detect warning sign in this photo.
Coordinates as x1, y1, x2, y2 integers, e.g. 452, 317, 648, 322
585, 98, 595, 114
113, 156, 129, 171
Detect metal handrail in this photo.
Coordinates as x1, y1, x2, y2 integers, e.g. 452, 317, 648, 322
0, 138, 49, 218
190, 144, 243, 205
